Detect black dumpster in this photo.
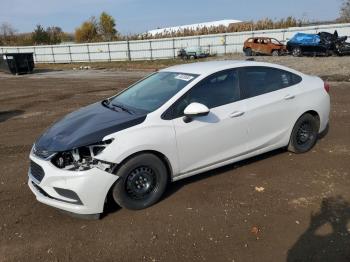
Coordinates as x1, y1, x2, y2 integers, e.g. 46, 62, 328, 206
0, 53, 34, 75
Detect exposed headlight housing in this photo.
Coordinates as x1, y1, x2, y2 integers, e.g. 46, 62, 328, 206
51, 139, 114, 172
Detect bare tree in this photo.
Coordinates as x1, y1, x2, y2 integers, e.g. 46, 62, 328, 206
0, 22, 17, 45
339, 0, 350, 22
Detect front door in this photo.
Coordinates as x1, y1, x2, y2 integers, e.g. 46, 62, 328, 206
170, 69, 248, 174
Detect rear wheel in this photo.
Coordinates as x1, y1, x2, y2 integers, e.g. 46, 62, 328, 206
292, 47, 302, 57
112, 153, 168, 210
288, 114, 319, 154
272, 50, 280, 56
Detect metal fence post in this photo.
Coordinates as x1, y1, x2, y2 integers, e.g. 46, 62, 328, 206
87, 44, 91, 62
107, 43, 112, 62
149, 41, 153, 60
51, 46, 55, 63
173, 38, 176, 59
127, 40, 131, 61
224, 34, 227, 54
33, 46, 37, 63
68, 45, 72, 63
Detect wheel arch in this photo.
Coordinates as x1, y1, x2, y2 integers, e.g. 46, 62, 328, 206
290, 110, 321, 139
112, 150, 173, 182
104, 150, 173, 211
302, 110, 320, 129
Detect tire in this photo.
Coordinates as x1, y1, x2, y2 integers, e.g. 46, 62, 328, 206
292, 47, 302, 57
112, 153, 168, 210
189, 55, 196, 60
272, 50, 280, 56
288, 114, 319, 154
244, 48, 252, 56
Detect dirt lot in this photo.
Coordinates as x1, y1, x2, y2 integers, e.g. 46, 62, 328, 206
0, 56, 350, 262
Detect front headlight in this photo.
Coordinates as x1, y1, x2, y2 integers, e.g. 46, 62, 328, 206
51, 139, 114, 172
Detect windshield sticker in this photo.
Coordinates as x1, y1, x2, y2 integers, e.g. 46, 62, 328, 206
175, 74, 194, 82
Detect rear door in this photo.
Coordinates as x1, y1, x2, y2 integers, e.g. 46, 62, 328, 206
261, 39, 272, 54
238, 66, 303, 152
168, 69, 248, 174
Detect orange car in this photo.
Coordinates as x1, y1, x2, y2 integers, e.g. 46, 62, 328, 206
243, 37, 287, 56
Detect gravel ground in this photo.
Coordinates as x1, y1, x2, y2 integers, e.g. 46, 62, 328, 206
0, 56, 349, 262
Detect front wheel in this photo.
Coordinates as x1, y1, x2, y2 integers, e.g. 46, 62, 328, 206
112, 153, 168, 210
288, 114, 319, 154
244, 48, 252, 56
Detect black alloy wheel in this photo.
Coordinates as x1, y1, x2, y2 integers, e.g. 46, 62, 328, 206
288, 113, 319, 154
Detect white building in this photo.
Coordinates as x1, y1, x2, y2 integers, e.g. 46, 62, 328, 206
147, 19, 242, 36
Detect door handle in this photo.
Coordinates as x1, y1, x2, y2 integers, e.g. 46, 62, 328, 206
284, 94, 295, 100
230, 111, 245, 118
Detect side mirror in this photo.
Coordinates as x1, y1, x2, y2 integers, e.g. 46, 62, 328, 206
183, 102, 209, 123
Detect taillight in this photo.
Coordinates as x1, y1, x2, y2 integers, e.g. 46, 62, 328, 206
324, 82, 330, 93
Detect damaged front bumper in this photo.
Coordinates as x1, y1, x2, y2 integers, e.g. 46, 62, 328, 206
28, 153, 119, 215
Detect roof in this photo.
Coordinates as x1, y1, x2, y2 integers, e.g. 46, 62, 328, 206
161, 60, 303, 76
161, 60, 248, 75
148, 20, 242, 36
247, 37, 278, 40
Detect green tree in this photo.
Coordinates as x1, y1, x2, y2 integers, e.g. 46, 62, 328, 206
99, 12, 117, 41
31, 24, 50, 45
75, 17, 99, 43
339, 0, 350, 22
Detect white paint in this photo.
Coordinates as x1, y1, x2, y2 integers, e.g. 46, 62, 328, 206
28, 60, 331, 215
147, 19, 242, 36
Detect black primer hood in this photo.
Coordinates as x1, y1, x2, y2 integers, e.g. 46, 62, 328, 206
35, 102, 146, 152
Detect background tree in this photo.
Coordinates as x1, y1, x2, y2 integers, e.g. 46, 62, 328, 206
31, 24, 50, 45
0, 22, 17, 45
46, 26, 63, 44
75, 17, 100, 43
339, 0, 350, 22
99, 12, 117, 41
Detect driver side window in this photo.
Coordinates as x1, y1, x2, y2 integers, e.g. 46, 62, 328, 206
171, 69, 240, 119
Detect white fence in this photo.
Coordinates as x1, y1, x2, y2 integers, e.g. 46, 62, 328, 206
1, 23, 350, 63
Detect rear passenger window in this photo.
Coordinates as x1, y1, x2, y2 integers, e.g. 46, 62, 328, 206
239, 67, 302, 98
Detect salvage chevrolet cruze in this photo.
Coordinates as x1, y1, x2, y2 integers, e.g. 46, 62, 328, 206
28, 60, 330, 217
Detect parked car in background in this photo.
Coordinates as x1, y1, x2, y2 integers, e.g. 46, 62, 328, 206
287, 31, 350, 57
243, 37, 287, 56
28, 60, 330, 218
177, 46, 209, 60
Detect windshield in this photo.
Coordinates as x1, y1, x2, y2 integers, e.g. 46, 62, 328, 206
110, 72, 198, 112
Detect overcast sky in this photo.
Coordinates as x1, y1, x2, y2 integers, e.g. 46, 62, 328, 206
0, 0, 342, 34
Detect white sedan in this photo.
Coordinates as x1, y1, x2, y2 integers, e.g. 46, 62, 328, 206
28, 60, 330, 217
